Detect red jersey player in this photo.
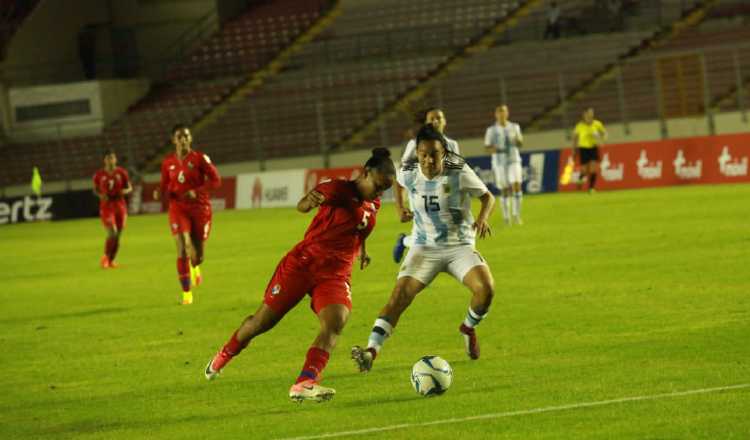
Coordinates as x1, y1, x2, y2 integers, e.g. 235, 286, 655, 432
204, 148, 395, 403
153, 124, 221, 304
93, 150, 132, 268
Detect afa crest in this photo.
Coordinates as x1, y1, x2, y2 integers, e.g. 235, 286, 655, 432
271, 284, 281, 296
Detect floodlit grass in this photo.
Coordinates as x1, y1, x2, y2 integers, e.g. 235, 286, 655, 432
2, 184, 748, 439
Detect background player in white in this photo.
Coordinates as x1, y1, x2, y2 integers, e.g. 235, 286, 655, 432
393, 107, 460, 263
485, 104, 524, 225
352, 124, 495, 371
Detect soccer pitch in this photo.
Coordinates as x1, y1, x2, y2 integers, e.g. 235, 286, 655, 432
2, 184, 748, 439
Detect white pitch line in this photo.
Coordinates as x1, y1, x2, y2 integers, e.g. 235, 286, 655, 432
276, 383, 750, 440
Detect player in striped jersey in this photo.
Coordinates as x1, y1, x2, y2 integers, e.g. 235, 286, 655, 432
393, 107, 460, 263
352, 124, 496, 371
485, 104, 524, 225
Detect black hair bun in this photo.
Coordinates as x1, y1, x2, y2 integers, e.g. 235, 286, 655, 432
371, 147, 391, 158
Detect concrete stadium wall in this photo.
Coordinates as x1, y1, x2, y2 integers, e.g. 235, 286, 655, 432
3, 0, 110, 84
2, 0, 217, 85
99, 79, 151, 125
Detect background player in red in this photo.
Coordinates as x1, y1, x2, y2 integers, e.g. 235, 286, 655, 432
153, 124, 221, 305
93, 150, 132, 268
204, 148, 396, 403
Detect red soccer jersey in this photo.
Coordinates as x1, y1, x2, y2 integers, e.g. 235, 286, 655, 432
160, 150, 221, 207
292, 180, 381, 277
93, 167, 130, 206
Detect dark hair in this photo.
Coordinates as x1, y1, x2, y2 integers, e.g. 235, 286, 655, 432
414, 106, 442, 125
415, 124, 448, 152
171, 123, 190, 136
364, 147, 395, 175
103, 149, 116, 158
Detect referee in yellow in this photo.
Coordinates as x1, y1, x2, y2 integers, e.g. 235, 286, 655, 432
572, 108, 607, 193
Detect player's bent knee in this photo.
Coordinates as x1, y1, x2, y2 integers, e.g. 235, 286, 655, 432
322, 317, 346, 336
480, 286, 494, 308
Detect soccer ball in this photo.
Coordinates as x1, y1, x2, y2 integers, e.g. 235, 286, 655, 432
410, 355, 452, 396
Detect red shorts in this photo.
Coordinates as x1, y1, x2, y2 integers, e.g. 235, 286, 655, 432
263, 250, 353, 316
168, 202, 212, 241
100, 201, 127, 230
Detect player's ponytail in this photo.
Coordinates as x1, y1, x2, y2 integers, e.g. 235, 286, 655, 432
364, 147, 396, 176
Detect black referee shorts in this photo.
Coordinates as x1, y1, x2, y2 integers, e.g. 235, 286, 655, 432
579, 146, 600, 165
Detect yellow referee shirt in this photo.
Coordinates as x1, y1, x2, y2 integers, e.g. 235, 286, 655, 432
574, 120, 606, 148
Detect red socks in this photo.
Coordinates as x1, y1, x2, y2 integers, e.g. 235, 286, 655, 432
104, 237, 119, 262
222, 330, 249, 356
295, 347, 330, 384
177, 257, 191, 292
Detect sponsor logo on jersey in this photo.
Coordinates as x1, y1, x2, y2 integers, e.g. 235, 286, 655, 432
169, 165, 175, 170
673, 149, 702, 179
636, 150, 662, 180
717, 146, 748, 177
600, 153, 624, 181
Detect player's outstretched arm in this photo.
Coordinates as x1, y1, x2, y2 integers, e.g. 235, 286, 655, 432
297, 189, 325, 213
473, 191, 495, 239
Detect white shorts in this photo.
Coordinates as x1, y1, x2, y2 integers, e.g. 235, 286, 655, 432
493, 162, 522, 188
398, 245, 488, 286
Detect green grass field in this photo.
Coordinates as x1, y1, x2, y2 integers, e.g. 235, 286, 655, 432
2, 184, 749, 439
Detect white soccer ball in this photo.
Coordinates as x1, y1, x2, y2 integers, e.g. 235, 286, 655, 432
410, 355, 453, 396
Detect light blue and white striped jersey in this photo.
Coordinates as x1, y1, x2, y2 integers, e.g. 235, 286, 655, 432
397, 156, 489, 247
401, 136, 460, 164
485, 122, 522, 166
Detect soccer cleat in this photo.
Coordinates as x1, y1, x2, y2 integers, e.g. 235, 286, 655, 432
204, 350, 232, 380
108, 260, 119, 268
459, 324, 480, 360
289, 379, 335, 403
514, 216, 524, 226
351, 345, 375, 373
180, 291, 193, 305
392, 233, 407, 263
100, 255, 110, 269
